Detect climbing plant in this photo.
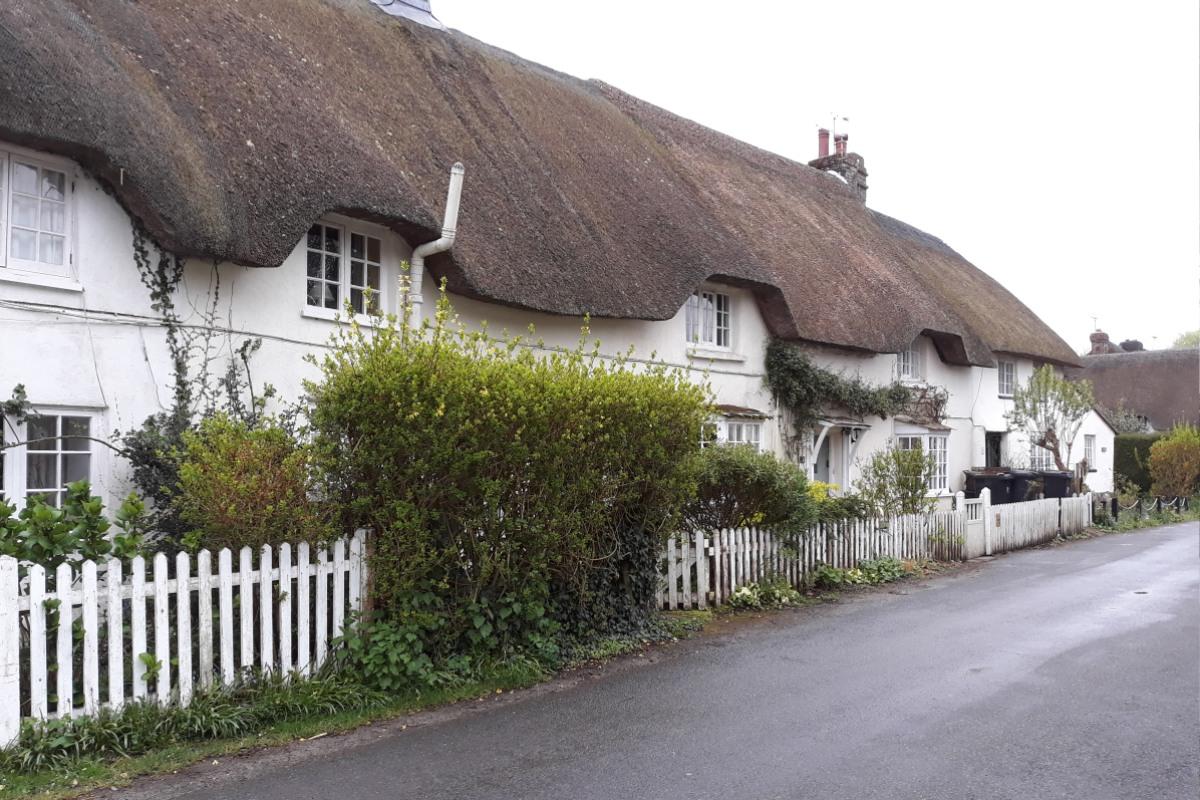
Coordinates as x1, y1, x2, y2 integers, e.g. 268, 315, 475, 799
764, 340, 911, 435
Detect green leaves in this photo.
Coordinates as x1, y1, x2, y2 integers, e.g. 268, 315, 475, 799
682, 445, 817, 541
0, 481, 146, 569
1007, 364, 1095, 471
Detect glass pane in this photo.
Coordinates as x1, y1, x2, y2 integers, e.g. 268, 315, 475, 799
27, 453, 57, 489
324, 226, 340, 253
367, 263, 380, 290
307, 225, 322, 250
323, 282, 338, 309
39, 234, 64, 265
63, 453, 90, 485
306, 280, 322, 307
41, 200, 65, 233
27, 416, 57, 450
367, 237, 380, 263
350, 233, 364, 260
41, 170, 65, 201
306, 251, 321, 278
350, 261, 364, 287
350, 288, 364, 314
10, 228, 36, 260
62, 417, 90, 451
12, 161, 37, 194
324, 254, 339, 282
11, 194, 37, 227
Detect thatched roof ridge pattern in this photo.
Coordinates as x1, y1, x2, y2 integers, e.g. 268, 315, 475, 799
0, 0, 1078, 366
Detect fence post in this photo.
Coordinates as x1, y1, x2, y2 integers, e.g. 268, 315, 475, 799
1111, 496, 1118, 522
0, 556, 18, 748
981, 488, 992, 556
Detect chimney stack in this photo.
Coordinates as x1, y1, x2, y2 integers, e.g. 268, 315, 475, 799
1087, 330, 1122, 355
817, 128, 830, 158
834, 133, 848, 156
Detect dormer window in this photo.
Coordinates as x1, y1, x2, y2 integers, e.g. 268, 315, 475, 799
305, 221, 384, 316
685, 290, 731, 349
0, 146, 72, 277
898, 340, 921, 381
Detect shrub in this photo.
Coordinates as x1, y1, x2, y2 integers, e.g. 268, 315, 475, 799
0, 481, 147, 569
1114, 433, 1164, 492
1148, 425, 1200, 497
813, 556, 911, 589
728, 574, 803, 609
307, 292, 710, 675
175, 414, 333, 552
807, 480, 870, 523
681, 445, 816, 541
853, 444, 937, 518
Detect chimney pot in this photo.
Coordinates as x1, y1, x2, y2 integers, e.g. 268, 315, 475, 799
834, 133, 848, 156
817, 128, 830, 158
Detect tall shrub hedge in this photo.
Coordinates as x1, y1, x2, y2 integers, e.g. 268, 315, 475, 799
307, 298, 711, 666
1114, 433, 1163, 492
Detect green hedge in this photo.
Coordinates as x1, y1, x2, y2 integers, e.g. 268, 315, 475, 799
1114, 433, 1164, 491
307, 297, 710, 672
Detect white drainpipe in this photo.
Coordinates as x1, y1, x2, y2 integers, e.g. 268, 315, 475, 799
408, 162, 465, 325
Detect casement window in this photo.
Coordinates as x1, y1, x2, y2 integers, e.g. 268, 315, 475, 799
305, 222, 383, 316
685, 290, 731, 349
1083, 434, 1096, 471
0, 147, 72, 276
898, 341, 921, 381
701, 418, 763, 451
1029, 444, 1055, 471
997, 360, 1016, 397
897, 433, 949, 493
1, 413, 93, 507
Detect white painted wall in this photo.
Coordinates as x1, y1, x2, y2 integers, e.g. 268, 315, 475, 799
0, 143, 1110, 513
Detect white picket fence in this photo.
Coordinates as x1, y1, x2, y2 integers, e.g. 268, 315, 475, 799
661, 509, 965, 609
0, 532, 367, 747
663, 494, 1092, 609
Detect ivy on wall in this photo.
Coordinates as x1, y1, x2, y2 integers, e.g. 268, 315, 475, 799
764, 340, 912, 435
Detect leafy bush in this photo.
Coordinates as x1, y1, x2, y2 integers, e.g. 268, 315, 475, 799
728, 574, 803, 609
1114, 433, 1164, 492
807, 480, 870, 523
813, 556, 911, 589
682, 445, 816, 540
0, 672, 381, 774
1148, 425, 1200, 497
0, 481, 147, 568
307, 293, 710, 677
853, 444, 937, 518
175, 414, 332, 552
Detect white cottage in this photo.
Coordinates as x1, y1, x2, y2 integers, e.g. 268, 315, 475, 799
0, 0, 1111, 512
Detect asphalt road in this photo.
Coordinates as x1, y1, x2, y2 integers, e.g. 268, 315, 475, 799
114, 523, 1199, 800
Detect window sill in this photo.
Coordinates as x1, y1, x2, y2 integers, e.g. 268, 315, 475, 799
687, 347, 744, 363
300, 305, 379, 327
0, 268, 82, 293
998, 393, 1014, 399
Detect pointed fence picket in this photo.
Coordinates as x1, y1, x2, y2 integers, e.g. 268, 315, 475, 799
1, 531, 368, 748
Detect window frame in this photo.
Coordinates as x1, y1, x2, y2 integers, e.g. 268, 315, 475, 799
0, 144, 75, 279
702, 417, 763, 452
898, 340, 922, 382
685, 289, 732, 351
1, 409, 97, 508
302, 216, 390, 323
997, 360, 1016, 397
1029, 443, 1055, 471
896, 432, 949, 494
1083, 434, 1096, 472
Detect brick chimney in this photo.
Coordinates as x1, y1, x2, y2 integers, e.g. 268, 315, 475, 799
1087, 330, 1123, 355
808, 132, 868, 203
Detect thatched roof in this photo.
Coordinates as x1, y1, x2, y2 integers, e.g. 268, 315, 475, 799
0, 0, 1079, 366
1069, 349, 1199, 430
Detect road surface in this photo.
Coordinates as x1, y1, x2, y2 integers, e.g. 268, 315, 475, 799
110, 522, 1199, 800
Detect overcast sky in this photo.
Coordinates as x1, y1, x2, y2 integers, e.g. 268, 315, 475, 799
436, 0, 1199, 353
